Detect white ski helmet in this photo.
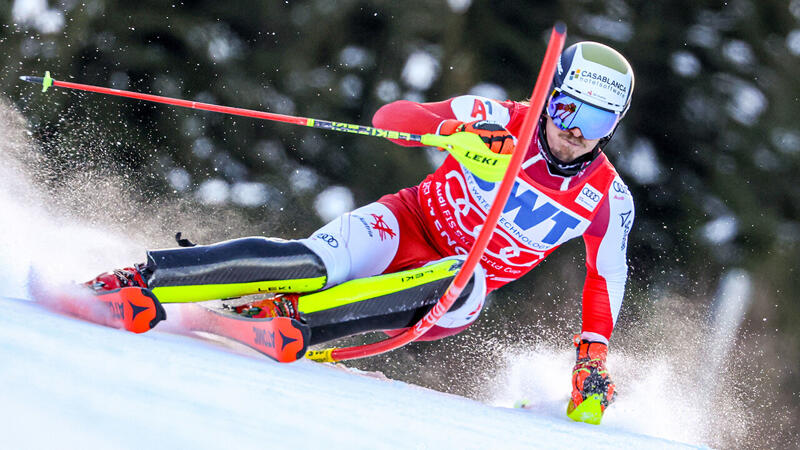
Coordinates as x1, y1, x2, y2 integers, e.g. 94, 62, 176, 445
539, 41, 634, 175
547, 41, 635, 140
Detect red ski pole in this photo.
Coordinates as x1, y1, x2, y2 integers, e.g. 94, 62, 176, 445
309, 22, 568, 363
20, 71, 421, 141
20, 72, 513, 182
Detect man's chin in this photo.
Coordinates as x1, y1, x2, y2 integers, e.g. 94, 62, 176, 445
552, 148, 578, 162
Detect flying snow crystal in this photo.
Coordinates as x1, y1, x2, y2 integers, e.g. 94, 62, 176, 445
196, 179, 230, 205
670, 51, 701, 78
701, 215, 738, 245
314, 186, 355, 222
401, 51, 440, 91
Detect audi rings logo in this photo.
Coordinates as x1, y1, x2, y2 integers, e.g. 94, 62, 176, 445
315, 233, 339, 248
612, 180, 630, 196
575, 184, 603, 212
581, 186, 601, 203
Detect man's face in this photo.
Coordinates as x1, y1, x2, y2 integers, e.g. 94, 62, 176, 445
544, 115, 601, 163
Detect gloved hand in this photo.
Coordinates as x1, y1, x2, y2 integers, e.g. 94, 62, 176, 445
438, 119, 516, 154
570, 335, 616, 413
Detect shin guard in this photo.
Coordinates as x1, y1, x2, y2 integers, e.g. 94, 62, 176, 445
298, 259, 480, 345
145, 237, 327, 303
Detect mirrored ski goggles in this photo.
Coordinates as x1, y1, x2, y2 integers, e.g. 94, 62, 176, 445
546, 91, 620, 140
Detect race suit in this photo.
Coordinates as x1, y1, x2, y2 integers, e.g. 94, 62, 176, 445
304, 95, 634, 343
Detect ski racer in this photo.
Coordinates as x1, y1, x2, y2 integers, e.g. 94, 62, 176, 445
85, 41, 634, 415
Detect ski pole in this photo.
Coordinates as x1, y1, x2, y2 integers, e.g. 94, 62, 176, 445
308, 22, 568, 363
19, 72, 510, 182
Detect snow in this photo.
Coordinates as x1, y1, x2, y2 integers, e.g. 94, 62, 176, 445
196, 178, 230, 205
622, 137, 662, 185
0, 175, 705, 448
468, 83, 508, 102
446, 0, 472, 14
11, 0, 65, 34
314, 185, 355, 222
0, 298, 702, 450
401, 51, 440, 91
721, 40, 754, 68
701, 215, 738, 245
670, 51, 701, 78
0, 101, 709, 450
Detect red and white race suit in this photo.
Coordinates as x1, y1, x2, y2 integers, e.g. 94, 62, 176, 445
368, 96, 635, 342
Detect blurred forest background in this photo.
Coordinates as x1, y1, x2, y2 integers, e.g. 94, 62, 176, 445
1, 0, 798, 446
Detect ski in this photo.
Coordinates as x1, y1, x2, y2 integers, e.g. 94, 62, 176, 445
26, 272, 309, 363
28, 282, 166, 334
175, 303, 310, 363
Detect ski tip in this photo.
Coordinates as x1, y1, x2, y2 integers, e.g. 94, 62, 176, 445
566, 395, 604, 425
554, 21, 567, 35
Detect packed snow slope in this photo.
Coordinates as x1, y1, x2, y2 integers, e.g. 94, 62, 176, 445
0, 99, 714, 449
0, 297, 701, 450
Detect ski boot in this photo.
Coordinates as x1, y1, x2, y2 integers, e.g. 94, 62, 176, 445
83, 263, 150, 292
77, 263, 166, 333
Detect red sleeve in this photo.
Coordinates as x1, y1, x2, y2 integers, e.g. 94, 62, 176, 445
581, 198, 615, 340
371, 99, 457, 147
